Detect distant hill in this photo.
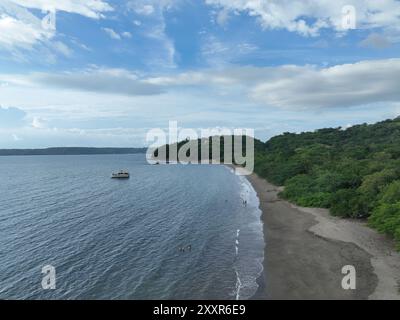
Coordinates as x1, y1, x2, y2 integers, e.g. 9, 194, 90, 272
0, 147, 146, 156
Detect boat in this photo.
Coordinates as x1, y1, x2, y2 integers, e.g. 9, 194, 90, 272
111, 170, 130, 179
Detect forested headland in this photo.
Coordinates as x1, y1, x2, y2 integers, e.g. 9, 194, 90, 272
254, 117, 400, 249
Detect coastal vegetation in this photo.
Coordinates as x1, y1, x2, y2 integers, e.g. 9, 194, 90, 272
253, 117, 400, 249
157, 117, 400, 248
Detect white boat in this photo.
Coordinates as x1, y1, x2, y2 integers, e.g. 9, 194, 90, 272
111, 170, 130, 179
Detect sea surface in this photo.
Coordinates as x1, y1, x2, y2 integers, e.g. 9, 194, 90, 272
0, 154, 264, 300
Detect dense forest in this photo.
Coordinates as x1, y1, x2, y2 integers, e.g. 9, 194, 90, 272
253, 117, 400, 249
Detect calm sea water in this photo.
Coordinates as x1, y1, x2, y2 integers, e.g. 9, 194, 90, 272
0, 154, 264, 300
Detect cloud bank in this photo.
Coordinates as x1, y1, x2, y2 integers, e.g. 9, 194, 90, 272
206, 0, 400, 37
30, 67, 165, 96
148, 58, 400, 109
2, 58, 400, 108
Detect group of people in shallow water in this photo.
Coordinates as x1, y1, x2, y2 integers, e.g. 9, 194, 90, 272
178, 245, 192, 253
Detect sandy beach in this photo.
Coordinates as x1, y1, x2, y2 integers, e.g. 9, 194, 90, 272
245, 172, 400, 300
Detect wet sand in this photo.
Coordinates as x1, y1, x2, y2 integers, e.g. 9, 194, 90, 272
245, 172, 400, 300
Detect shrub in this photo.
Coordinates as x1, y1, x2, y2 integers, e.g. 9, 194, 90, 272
330, 189, 366, 218
369, 203, 400, 239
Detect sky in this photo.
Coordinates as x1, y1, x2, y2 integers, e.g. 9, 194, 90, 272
0, 0, 400, 148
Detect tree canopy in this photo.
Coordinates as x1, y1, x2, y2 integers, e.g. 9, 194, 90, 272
253, 117, 400, 249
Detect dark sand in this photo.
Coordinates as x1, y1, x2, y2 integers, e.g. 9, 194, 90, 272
244, 172, 400, 300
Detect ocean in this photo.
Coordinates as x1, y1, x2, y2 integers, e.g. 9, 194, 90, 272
0, 154, 264, 300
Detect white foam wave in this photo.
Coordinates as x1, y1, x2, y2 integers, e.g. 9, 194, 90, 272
232, 171, 265, 300
234, 269, 242, 300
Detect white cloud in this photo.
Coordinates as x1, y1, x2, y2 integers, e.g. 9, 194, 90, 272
102, 28, 132, 40
216, 8, 230, 27
4, 58, 398, 112
122, 31, 132, 39
147, 58, 400, 109
0, 0, 112, 54
205, 0, 400, 37
0, 13, 51, 48
53, 41, 73, 56
102, 27, 121, 40
8, 0, 113, 19
0, 1, 55, 50
200, 34, 258, 66
201, 35, 229, 57
31, 116, 46, 129
134, 4, 155, 16
1, 66, 164, 96
250, 59, 400, 109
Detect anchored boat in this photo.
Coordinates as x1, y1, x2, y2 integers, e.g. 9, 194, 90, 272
111, 170, 130, 179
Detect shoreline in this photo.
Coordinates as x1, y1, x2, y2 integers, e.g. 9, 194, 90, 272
244, 170, 400, 300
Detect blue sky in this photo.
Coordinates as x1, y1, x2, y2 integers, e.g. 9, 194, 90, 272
0, 0, 400, 148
